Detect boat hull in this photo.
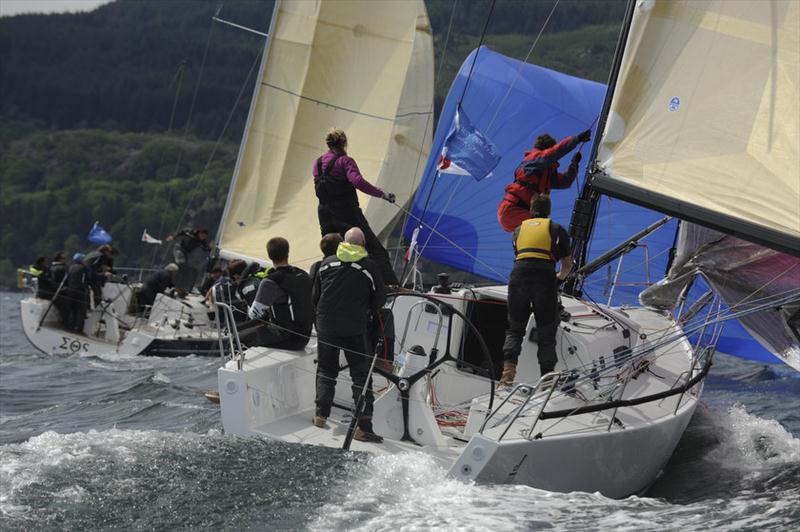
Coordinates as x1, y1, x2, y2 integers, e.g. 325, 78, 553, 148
449, 393, 699, 498
20, 297, 223, 357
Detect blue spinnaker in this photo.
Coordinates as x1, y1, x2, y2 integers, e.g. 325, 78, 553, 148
404, 46, 780, 365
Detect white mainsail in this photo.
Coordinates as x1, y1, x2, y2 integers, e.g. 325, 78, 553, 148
594, 0, 799, 255
217, 0, 434, 267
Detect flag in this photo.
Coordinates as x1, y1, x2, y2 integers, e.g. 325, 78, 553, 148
404, 226, 420, 262
87, 221, 112, 244
141, 229, 162, 245
437, 106, 500, 181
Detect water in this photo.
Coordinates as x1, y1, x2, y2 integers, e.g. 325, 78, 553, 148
1, 292, 798, 531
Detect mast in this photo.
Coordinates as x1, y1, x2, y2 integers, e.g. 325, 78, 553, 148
214, 1, 279, 255
565, 0, 636, 296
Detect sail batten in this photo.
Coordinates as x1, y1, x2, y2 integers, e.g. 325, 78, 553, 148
595, 0, 800, 256
217, 0, 433, 267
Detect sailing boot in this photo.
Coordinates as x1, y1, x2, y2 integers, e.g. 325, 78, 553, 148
499, 362, 517, 386
354, 418, 383, 443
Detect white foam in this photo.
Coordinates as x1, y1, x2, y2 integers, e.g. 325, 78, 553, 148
706, 405, 800, 471
152, 371, 171, 384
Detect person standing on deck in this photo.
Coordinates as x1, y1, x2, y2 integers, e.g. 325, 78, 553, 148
497, 129, 591, 233
62, 255, 90, 333
312, 227, 386, 443
167, 228, 211, 291
313, 128, 399, 286
500, 195, 573, 386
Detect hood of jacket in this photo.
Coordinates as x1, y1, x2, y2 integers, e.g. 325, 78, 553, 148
336, 242, 368, 262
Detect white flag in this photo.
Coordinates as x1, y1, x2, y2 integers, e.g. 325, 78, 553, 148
141, 229, 162, 245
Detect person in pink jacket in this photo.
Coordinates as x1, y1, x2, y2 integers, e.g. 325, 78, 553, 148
313, 127, 399, 286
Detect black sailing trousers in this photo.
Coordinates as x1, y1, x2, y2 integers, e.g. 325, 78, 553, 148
502, 262, 559, 374
315, 333, 374, 430
317, 203, 399, 286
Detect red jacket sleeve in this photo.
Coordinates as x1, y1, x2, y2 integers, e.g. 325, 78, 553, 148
538, 135, 579, 166
551, 160, 579, 189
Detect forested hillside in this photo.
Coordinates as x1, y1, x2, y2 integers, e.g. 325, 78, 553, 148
0, 0, 625, 287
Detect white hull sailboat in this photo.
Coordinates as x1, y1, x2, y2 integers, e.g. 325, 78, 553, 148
214, 0, 799, 499
218, 288, 707, 498
21, 281, 223, 357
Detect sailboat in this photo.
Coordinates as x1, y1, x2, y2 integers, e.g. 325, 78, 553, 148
20, 277, 224, 357
215, 0, 799, 499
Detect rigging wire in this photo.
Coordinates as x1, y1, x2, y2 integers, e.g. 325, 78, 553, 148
172, 49, 263, 236
485, 0, 560, 135
150, 7, 219, 266
401, 0, 498, 285
394, 0, 460, 272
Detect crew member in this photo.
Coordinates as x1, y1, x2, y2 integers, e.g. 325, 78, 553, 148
199, 267, 223, 299
50, 252, 70, 321
236, 262, 270, 307
500, 195, 573, 386
313, 127, 399, 286
309, 233, 343, 286
33, 255, 54, 299
137, 263, 179, 314
81, 245, 116, 304
62, 255, 89, 333
497, 129, 591, 233
168, 228, 211, 291
240, 237, 313, 350
312, 227, 386, 443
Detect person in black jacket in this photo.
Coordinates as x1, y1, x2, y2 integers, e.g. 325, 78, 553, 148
62, 256, 89, 332
312, 227, 386, 443
309, 233, 343, 287
137, 263, 179, 314
168, 228, 211, 291
239, 237, 313, 350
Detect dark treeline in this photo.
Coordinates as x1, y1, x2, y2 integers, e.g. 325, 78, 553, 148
0, 0, 625, 287
1, 0, 625, 139
0, 129, 238, 286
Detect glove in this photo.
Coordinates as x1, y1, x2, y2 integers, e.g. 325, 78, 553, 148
383, 192, 396, 204
577, 129, 591, 143
571, 152, 582, 164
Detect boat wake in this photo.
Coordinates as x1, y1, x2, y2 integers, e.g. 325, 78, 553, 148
0, 401, 798, 530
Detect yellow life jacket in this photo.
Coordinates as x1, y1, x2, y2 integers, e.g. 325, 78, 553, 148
514, 218, 553, 261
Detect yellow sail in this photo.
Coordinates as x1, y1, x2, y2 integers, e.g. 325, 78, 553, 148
595, 0, 799, 255
217, 0, 434, 267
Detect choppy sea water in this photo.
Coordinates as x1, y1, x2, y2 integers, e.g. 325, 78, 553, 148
1, 291, 798, 531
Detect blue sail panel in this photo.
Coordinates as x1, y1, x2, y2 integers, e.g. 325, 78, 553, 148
405, 47, 604, 281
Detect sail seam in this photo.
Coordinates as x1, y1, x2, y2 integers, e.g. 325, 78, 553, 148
261, 81, 395, 122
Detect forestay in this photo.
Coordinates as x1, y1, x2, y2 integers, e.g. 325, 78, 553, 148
593, 0, 800, 256
217, 0, 433, 266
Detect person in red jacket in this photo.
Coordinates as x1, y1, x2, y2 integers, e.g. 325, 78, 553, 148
497, 129, 591, 233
